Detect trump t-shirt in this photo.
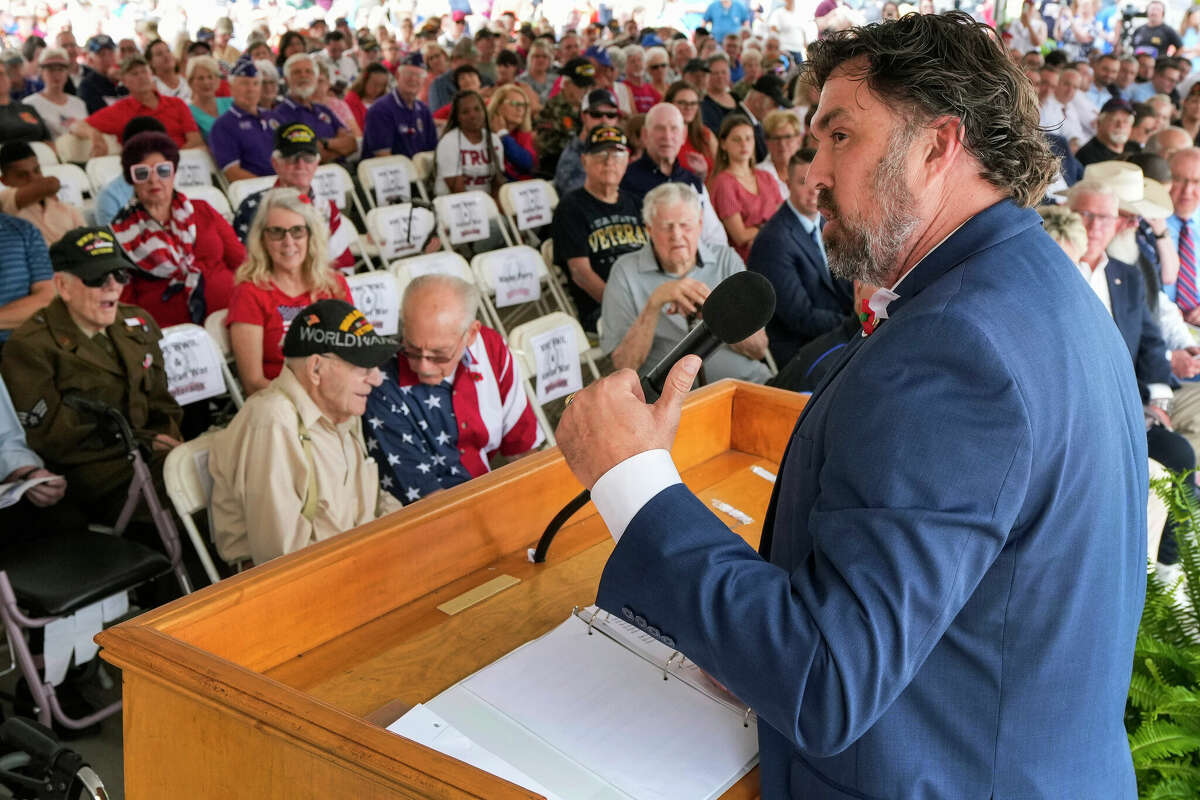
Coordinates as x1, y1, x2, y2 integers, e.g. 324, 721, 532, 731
434, 129, 505, 196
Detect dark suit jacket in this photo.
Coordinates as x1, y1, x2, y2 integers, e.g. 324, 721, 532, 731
748, 202, 853, 365
1105, 256, 1173, 399
597, 201, 1146, 798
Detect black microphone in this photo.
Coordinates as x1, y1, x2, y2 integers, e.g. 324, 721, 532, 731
638, 270, 776, 402
532, 270, 776, 562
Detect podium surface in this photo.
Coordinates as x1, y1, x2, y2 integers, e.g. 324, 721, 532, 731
98, 380, 806, 798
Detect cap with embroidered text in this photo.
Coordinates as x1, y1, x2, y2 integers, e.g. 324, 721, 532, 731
86, 35, 116, 53
275, 122, 320, 157
282, 299, 400, 368
50, 227, 136, 283
586, 125, 628, 154
561, 57, 596, 87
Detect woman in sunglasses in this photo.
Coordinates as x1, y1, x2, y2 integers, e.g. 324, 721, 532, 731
110, 131, 245, 328
488, 85, 536, 181
226, 189, 351, 396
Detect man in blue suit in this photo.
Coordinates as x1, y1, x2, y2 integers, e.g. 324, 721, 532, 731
557, 13, 1147, 799
748, 147, 853, 366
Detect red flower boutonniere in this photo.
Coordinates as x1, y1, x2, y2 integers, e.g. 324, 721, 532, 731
859, 298, 878, 336
297, 194, 312, 205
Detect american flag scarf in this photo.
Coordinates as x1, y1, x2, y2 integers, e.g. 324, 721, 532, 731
111, 190, 206, 323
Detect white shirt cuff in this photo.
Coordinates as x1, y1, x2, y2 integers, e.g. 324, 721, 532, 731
1148, 382, 1174, 401
590, 449, 682, 542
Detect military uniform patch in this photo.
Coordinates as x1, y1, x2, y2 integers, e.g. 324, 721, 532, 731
18, 398, 47, 428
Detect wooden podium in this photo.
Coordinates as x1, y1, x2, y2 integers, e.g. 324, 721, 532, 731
97, 380, 806, 799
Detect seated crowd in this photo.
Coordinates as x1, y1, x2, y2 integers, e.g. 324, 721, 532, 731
2, 1, 1194, 623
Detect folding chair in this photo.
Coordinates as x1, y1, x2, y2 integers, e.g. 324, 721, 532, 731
387, 252, 498, 328
54, 133, 117, 164
312, 163, 377, 271
412, 151, 435, 200
357, 154, 428, 207
470, 245, 571, 338
163, 433, 223, 586
506, 312, 602, 448
84, 155, 122, 195
204, 309, 232, 358
225, 175, 277, 214
40, 164, 93, 217
29, 141, 58, 168
365, 203, 438, 262
175, 148, 221, 190
497, 179, 558, 246
432, 190, 514, 261
344, 271, 401, 336
179, 184, 234, 222
159, 323, 244, 410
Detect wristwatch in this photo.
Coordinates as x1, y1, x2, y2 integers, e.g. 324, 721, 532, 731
1155, 230, 1170, 240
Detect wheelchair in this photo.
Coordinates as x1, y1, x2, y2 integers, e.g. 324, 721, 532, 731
0, 717, 108, 799
0, 393, 192, 733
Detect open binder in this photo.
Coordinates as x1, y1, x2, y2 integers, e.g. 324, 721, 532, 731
388, 606, 760, 800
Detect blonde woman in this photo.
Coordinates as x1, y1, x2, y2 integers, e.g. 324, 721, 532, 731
1038, 205, 1088, 266
489, 84, 536, 180
227, 189, 352, 395
186, 55, 232, 139
759, 109, 804, 198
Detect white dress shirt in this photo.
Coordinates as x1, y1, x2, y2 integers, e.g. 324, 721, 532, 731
1040, 97, 1088, 145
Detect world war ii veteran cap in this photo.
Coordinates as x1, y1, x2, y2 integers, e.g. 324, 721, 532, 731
50, 227, 136, 283
586, 125, 628, 154
275, 122, 320, 157
283, 299, 399, 368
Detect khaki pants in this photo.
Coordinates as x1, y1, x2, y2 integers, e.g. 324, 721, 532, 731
1173, 381, 1200, 456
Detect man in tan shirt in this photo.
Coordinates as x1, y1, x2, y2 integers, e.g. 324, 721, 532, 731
0, 142, 85, 246
209, 299, 403, 566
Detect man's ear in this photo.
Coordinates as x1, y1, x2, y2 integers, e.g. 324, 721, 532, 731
922, 116, 966, 176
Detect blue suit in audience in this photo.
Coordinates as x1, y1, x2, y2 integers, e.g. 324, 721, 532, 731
597, 201, 1146, 798
747, 201, 853, 366
1105, 256, 1174, 394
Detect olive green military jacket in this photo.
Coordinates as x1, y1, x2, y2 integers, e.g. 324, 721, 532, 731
0, 298, 183, 502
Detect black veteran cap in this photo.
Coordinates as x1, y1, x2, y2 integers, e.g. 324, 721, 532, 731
586, 125, 628, 153
561, 57, 596, 87
50, 227, 136, 283
275, 122, 320, 157
283, 299, 399, 368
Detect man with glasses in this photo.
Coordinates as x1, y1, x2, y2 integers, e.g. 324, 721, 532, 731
233, 123, 356, 272
366, 274, 542, 506
552, 126, 649, 331
362, 57, 437, 159
0, 226, 183, 523
209, 299, 403, 567
554, 87, 621, 196
1129, 57, 1183, 105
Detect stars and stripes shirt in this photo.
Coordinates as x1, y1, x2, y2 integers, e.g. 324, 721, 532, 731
365, 325, 544, 504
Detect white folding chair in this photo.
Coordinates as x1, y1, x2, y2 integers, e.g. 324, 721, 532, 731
366, 203, 438, 262
312, 163, 377, 271
205, 309, 233, 360
507, 312, 602, 448
41, 163, 93, 215
163, 433, 223, 585
388, 252, 497, 328
432, 190, 514, 254
357, 154, 428, 207
344, 271, 401, 336
497, 179, 558, 244
160, 323, 244, 410
225, 175, 277, 213
471, 245, 569, 337
55, 132, 118, 164
175, 148, 221, 190
180, 184, 234, 222
29, 141, 58, 167
412, 151, 434, 200
85, 154, 123, 195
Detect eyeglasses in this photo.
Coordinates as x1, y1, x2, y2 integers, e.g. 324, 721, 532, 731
673, 99, 699, 108
263, 225, 310, 241
648, 63, 668, 69
767, 132, 801, 141
400, 329, 468, 364
586, 109, 620, 120
81, 268, 131, 288
129, 162, 174, 183
505, 99, 529, 108
284, 152, 320, 165
1075, 210, 1117, 225
588, 149, 628, 162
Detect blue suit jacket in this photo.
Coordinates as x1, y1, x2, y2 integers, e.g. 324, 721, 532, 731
597, 201, 1147, 799
1105, 256, 1173, 398
748, 203, 854, 366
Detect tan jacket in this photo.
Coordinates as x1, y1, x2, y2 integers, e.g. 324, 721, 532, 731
208, 366, 401, 565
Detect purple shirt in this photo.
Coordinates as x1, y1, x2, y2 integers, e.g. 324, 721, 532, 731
272, 97, 344, 141
209, 104, 278, 176
361, 89, 437, 159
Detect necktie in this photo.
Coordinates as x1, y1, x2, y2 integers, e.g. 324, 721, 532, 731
1179, 221, 1198, 313
810, 225, 825, 261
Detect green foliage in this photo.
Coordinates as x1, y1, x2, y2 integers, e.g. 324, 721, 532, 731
1129, 472, 1200, 795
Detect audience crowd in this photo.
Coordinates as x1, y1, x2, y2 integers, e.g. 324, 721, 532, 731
1, 2, 1198, 703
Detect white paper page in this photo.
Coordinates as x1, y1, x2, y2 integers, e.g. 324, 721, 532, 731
0, 476, 56, 510
43, 616, 73, 686
445, 194, 489, 245
530, 324, 583, 404
511, 182, 551, 230
491, 251, 540, 308
72, 600, 104, 663
370, 163, 412, 206
390, 704, 566, 799
454, 614, 758, 800
101, 591, 129, 623
160, 326, 227, 405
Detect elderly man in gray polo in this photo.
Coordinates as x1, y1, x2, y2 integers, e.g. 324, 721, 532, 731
599, 182, 771, 382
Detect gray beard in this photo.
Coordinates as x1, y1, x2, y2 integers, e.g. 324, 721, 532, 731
821, 141, 921, 287
291, 82, 316, 100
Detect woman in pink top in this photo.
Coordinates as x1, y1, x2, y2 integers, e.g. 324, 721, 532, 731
708, 114, 784, 263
